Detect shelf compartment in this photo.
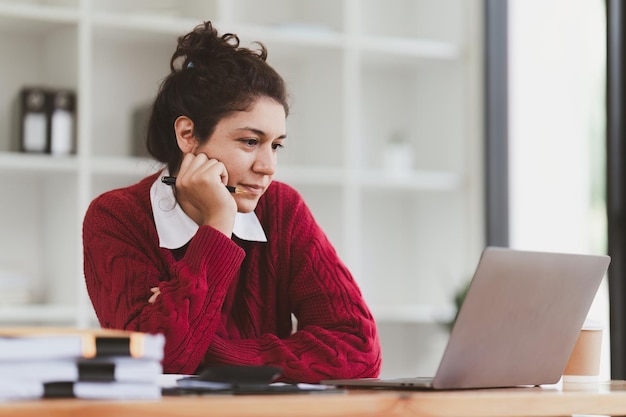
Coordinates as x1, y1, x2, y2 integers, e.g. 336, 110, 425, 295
91, 0, 218, 21
0, 173, 79, 307
0, 152, 78, 173
359, 63, 468, 173
359, 0, 467, 42
229, 0, 343, 34
89, 33, 171, 158
265, 47, 345, 168
357, 190, 471, 308
0, 21, 78, 154
0, 2, 79, 28
357, 169, 463, 192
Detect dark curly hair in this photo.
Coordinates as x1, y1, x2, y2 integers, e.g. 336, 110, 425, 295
146, 21, 289, 174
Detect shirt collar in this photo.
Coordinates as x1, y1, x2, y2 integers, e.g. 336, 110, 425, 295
150, 170, 267, 249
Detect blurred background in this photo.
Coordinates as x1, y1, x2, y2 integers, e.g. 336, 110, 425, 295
0, 0, 617, 379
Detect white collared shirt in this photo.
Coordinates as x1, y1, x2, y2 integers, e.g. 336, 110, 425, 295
150, 171, 267, 249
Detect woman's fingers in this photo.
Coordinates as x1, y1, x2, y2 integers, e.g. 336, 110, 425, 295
172, 153, 237, 235
178, 153, 228, 188
148, 287, 161, 304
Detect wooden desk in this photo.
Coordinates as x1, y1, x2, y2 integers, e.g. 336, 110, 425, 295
3, 381, 626, 417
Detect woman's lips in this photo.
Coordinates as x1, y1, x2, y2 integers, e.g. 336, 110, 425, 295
238, 184, 264, 196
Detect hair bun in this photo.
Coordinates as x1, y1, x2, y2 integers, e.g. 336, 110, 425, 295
170, 21, 266, 73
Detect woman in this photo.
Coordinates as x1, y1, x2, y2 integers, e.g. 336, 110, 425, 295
82, 21, 381, 383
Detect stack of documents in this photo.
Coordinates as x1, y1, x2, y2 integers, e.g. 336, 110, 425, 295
0, 327, 165, 401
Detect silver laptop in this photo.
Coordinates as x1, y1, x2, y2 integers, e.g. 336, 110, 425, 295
322, 247, 610, 390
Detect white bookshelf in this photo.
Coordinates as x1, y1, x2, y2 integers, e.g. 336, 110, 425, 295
0, 0, 484, 378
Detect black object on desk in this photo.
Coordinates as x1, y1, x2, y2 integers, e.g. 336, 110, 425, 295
199, 365, 282, 384
164, 365, 344, 396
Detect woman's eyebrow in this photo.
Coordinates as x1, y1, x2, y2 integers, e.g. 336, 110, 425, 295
234, 126, 287, 140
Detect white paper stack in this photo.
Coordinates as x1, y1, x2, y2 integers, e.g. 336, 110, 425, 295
0, 328, 165, 401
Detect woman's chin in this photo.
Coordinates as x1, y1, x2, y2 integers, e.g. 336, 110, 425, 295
236, 200, 259, 214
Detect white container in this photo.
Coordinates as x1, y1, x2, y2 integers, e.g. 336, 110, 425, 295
383, 133, 414, 178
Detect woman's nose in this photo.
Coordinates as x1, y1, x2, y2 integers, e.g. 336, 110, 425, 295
253, 146, 276, 175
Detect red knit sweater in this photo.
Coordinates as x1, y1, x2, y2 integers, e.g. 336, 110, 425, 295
82, 173, 381, 382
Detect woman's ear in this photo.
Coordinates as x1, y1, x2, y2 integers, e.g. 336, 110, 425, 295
174, 116, 197, 153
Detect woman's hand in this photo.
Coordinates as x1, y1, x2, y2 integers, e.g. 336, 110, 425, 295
174, 153, 237, 237
148, 287, 160, 304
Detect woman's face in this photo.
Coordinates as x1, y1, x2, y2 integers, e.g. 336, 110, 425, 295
194, 96, 287, 213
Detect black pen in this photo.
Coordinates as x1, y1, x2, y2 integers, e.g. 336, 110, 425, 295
161, 176, 244, 194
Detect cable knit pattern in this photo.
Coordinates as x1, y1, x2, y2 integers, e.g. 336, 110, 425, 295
83, 173, 381, 382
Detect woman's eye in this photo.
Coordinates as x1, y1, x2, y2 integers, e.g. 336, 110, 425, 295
242, 138, 258, 146
272, 143, 284, 150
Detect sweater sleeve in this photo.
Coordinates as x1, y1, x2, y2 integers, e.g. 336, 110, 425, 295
82, 191, 245, 374
204, 186, 382, 383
